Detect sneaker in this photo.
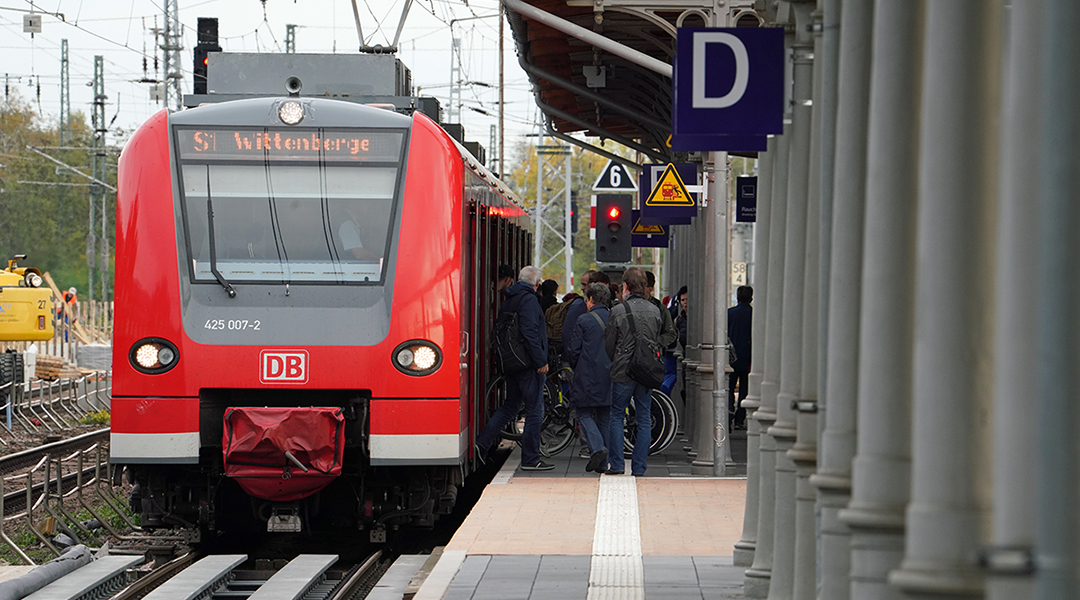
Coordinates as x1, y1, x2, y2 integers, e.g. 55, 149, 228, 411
632, 472, 645, 477
579, 448, 591, 459
521, 460, 555, 471
474, 443, 490, 465
586, 449, 609, 473
604, 469, 624, 475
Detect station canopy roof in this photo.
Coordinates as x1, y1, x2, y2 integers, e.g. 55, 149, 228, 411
504, 0, 705, 164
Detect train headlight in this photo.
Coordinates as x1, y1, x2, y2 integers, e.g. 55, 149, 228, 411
391, 340, 442, 376
129, 338, 179, 374
279, 101, 304, 125
24, 272, 42, 287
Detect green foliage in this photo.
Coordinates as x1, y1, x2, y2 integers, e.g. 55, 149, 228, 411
80, 410, 111, 425
0, 88, 116, 297
502, 137, 637, 286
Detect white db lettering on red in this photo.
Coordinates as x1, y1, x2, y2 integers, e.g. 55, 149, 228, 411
260, 350, 309, 384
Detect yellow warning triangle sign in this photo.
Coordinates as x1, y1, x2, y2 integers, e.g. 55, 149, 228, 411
644, 164, 695, 207
632, 218, 665, 235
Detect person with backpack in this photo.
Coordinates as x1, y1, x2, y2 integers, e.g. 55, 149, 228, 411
605, 267, 677, 476
644, 271, 677, 396
564, 283, 614, 473
476, 266, 554, 471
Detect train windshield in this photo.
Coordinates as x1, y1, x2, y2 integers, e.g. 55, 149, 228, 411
174, 127, 406, 285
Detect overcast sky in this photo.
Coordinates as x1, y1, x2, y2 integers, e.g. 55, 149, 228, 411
0, 0, 540, 154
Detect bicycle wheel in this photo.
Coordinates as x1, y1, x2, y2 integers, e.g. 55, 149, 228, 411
623, 389, 679, 456
538, 375, 575, 457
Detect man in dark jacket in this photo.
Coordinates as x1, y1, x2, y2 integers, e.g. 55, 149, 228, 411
476, 266, 554, 471
605, 267, 677, 476
728, 285, 753, 430
565, 283, 614, 473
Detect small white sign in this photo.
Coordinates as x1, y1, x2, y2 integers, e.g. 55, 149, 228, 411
732, 262, 747, 286
24, 14, 42, 34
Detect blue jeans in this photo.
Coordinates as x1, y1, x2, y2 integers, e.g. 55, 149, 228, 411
609, 380, 651, 474
477, 370, 545, 466
661, 353, 678, 396
576, 406, 612, 457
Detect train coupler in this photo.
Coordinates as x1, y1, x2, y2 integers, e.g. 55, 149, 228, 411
267, 505, 303, 532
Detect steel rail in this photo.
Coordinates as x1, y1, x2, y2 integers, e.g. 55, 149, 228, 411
327, 550, 384, 600
0, 428, 109, 475
111, 551, 202, 600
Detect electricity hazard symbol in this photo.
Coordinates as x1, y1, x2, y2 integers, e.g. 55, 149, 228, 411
644, 164, 695, 207
632, 220, 665, 235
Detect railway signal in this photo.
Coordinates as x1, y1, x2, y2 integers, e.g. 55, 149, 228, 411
595, 194, 632, 263
193, 18, 221, 95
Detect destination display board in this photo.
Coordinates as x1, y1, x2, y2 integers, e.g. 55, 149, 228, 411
175, 127, 404, 163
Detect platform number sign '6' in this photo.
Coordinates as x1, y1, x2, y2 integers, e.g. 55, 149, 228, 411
592, 159, 639, 193
260, 350, 309, 384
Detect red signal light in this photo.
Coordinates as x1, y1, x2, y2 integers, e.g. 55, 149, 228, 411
203, 57, 209, 66
608, 206, 620, 219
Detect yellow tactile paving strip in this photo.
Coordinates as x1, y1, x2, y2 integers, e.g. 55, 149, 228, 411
637, 479, 746, 555
447, 478, 600, 555
446, 476, 746, 557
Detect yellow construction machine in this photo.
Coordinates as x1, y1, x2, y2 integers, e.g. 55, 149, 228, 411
0, 254, 54, 342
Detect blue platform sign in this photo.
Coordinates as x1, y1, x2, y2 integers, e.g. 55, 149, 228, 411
640, 163, 697, 226
736, 176, 757, 222
672, 27, 784, 151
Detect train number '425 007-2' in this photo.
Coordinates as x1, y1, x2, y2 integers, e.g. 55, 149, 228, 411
204, 319, 261, 331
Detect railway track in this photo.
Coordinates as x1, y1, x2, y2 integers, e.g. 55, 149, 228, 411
107, 550, 388, 600
0, 429, 110, 475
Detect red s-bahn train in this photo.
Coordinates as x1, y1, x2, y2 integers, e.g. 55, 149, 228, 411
111, 94, 530, 539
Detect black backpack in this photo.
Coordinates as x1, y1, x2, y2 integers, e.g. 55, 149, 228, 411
624, 302, 665, 389
494, 297, 531, 375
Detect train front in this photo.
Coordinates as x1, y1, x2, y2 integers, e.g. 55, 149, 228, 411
111, 97, 470, 539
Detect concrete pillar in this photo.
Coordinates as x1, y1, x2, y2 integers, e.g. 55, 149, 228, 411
809, 0, 872, 597
693, 161, 717, 473
790, 3, 822, 598
684, 217, 702, 460
769, 3, 814, 598
734, 138, 776, 567
713, 152, 735, 476
983, 3, 1039, 596
1033, 0, 1080, 595
838, 2, 923, 599
744, 120, 791, 599
888, 1, 1001, 597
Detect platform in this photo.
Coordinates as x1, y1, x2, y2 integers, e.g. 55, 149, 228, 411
415, 431, 749, 600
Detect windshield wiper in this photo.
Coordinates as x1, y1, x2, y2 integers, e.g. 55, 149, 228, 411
205, 173, 237, 299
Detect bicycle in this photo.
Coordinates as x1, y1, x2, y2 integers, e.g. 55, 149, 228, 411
621, 389, 679, 457
483, 367, 576, 457
483, 370, 679, 458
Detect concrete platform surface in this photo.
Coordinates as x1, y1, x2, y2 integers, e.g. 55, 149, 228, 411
417, 445, 748, 599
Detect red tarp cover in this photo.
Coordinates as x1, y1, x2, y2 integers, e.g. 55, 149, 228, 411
223, 407, 345, 501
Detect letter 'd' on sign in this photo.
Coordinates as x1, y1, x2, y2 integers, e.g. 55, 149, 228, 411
672, 27, 784, 151
260, 350, 309, 384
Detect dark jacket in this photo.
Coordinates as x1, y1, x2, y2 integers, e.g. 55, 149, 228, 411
605, 294, 677, 383
502, 281, 549, 370
728, 302, 752, 372
649, 295, 677, 353
675, 309, 687, 350
560, 297, 587, 359
564, 305, 612, 408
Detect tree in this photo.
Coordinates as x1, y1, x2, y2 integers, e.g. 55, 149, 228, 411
0, 88, 114, 297
502, 135, 636, 288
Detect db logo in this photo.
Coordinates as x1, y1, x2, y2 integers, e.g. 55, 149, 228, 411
260, 350, 309, 384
